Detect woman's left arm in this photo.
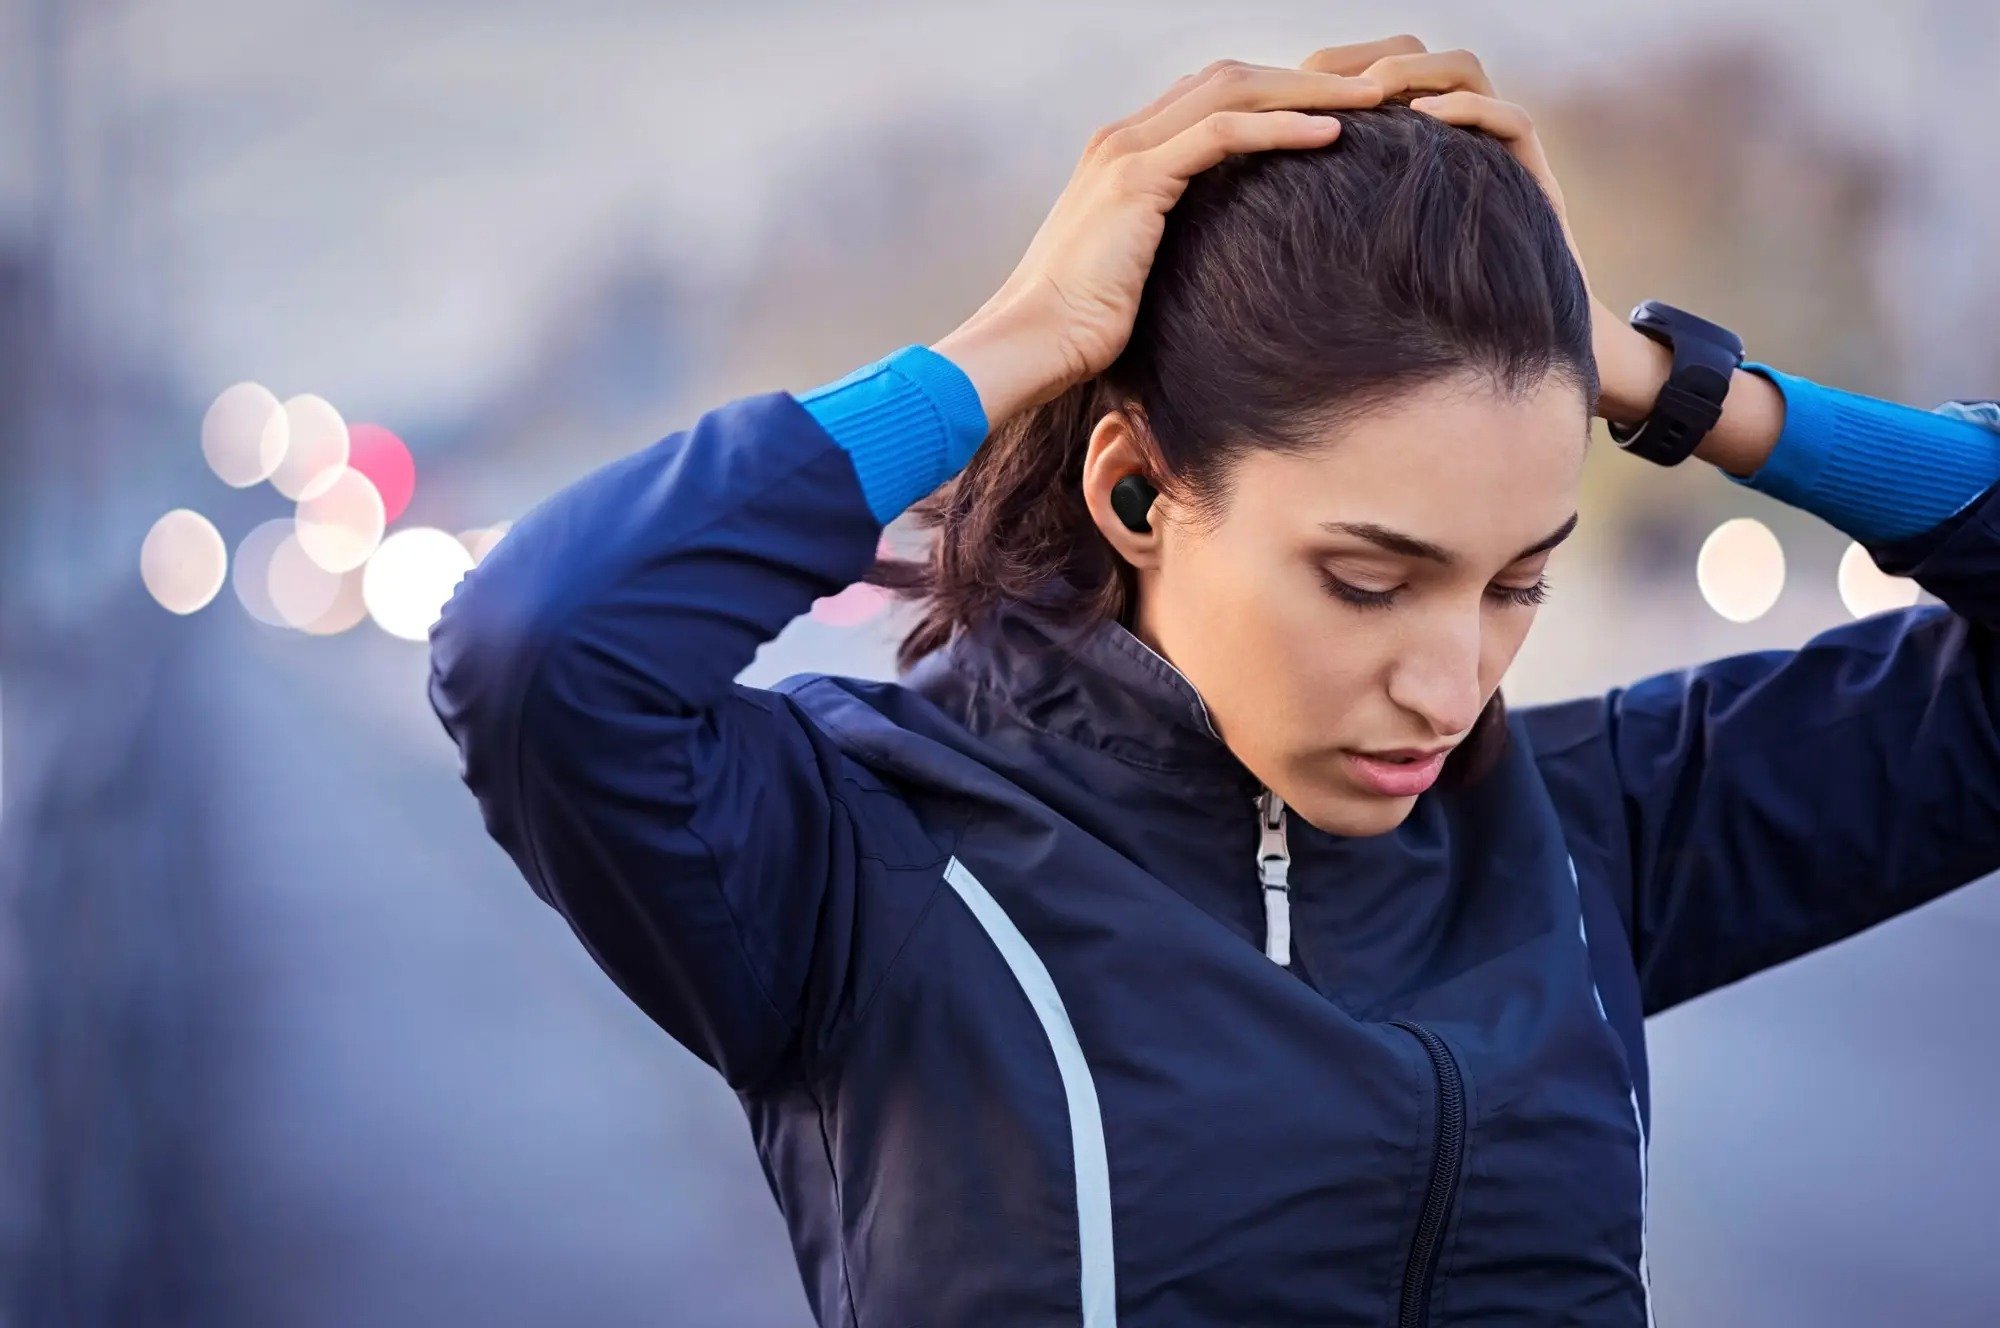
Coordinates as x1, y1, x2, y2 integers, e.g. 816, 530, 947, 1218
1524, 358, 2000, 1017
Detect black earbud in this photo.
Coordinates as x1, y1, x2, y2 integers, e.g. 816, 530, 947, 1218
1110, 473, 1158, 534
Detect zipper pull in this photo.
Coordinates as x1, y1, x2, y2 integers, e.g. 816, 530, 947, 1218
1257, 788, 1292, 967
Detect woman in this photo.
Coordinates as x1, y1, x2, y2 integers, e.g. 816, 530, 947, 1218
428, 37, 2000, 1327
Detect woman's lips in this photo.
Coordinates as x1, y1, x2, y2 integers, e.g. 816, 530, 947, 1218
1343, 748, 1448, 797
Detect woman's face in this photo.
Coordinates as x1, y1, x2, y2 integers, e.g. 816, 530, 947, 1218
1093, 372, 1590, 837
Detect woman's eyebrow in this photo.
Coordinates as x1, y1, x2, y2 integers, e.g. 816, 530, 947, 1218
1317, 512, 1580, 567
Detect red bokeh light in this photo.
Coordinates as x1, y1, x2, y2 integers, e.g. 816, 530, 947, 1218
346, 422, 416, 523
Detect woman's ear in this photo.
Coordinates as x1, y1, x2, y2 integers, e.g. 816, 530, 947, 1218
1082, 407, 1168, 570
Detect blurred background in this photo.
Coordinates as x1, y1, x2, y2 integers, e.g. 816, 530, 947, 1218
4, 1, 1999, 1324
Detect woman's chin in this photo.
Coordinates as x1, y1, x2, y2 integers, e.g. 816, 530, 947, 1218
1288, 785, 1419, 839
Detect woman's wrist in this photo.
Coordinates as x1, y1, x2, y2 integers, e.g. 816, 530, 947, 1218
1593, 317, 1784, 478
1692, 369, 1787, 478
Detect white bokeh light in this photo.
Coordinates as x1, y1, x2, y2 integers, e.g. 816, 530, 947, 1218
232, 518, 298, 627
201, 382, 289, 488
363, 527, 474, 641
270, 393, 350, 501
1696, 517, 1786, 623
295, 467, 387, 572
1837, 541, 1922, 619
141, 509, 228, 614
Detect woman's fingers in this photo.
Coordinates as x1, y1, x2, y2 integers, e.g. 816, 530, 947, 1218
1354, 48, 1562, 220
1298, 34, 1428, 77
1361, 47, 1497, 100
1100, 61, 1384, 158
1408, 90, 1535, 151
1407, 90, 1561, 203
1294, 40, 1561, 224
1131, 108, 1347, 192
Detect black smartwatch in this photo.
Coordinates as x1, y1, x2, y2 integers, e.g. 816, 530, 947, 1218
1606, 300, 1746, 466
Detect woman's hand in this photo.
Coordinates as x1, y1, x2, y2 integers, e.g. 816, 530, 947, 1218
934, 51, 1394, 429
1304, 37, 1669, 426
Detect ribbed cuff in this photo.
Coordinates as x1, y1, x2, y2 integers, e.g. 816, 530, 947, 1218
1726, 362, 2000, 543
792, 344, 991, 523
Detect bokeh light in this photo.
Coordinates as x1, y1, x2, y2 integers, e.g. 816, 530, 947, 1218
347, 422, 416, 523
270, 393, 350, 501
1838, 541, 1922, 619
141, 509, 228, 614
363, 527, 474, 641
810, 581, 892, 627
295, 467, 387, 573
458, 522, 512, 565
232, 518, 298, 627
1696, 517, 1786, 623
201, 382, 289, 488
267, 531, 344, 629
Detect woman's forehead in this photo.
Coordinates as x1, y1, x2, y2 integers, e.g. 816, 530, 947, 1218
1225, 376, 1587, 537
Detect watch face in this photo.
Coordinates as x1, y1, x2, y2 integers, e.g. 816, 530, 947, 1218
1633, 300, 1745, 357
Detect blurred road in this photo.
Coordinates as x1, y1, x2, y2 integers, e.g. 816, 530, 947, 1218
1648, 880, 2000, 1325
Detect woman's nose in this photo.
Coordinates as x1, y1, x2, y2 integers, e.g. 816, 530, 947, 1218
1386, 624, 1487, 738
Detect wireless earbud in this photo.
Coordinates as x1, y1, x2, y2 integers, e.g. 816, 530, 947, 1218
1110, 474, 1159, 535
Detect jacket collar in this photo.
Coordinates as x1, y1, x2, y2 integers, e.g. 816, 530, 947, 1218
925, 596, 1265, 802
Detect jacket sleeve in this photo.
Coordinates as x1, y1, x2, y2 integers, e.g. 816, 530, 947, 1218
426, 352, 984, 1091
1523, 398, 2000, 1016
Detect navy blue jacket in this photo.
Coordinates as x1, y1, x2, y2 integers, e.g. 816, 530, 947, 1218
428, 386, 2000, 1326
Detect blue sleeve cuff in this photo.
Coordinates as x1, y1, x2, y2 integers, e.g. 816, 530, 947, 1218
791, 343, 991, 524
1724, 362, 2000, 544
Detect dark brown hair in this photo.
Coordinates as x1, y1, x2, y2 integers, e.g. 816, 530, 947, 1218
872, 102, 1597, 790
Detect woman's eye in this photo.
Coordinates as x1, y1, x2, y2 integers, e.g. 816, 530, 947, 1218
1493, 575, 1552, 608
1319, 569, 1401, 609
1318, 569, 1551, 610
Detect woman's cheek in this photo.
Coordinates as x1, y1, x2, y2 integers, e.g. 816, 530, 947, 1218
1483, 604, 1539, 683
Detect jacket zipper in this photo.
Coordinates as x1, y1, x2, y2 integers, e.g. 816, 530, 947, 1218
1255, 788, 1292, 966
1392, 1020, 1466, 1328
1253, 789, 1465, 1322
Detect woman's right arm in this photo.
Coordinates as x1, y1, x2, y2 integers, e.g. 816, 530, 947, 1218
421, 389, 972, 1097
425, 51, 1399, 1090
1522, 390, 2000, 1019
426, 359, 979, 1093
